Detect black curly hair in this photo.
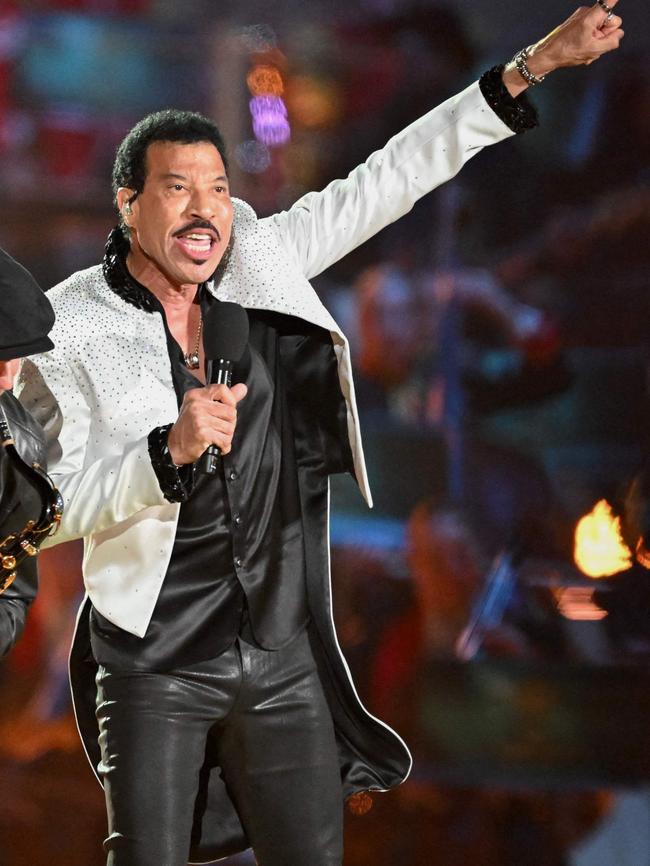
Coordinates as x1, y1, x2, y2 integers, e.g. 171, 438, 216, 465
111, 108, 228, 207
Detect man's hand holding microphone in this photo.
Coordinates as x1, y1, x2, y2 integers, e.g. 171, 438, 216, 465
167, 301, 250, 469
167, 381, 247, 465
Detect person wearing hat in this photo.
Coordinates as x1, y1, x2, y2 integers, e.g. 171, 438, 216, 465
0, 247, 55, 657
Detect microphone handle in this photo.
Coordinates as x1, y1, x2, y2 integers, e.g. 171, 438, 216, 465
198, 359, 233, 476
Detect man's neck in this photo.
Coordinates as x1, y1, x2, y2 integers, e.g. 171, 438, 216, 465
126, 245, 197, 311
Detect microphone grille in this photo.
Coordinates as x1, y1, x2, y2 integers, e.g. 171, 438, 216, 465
202, 301, 250, 362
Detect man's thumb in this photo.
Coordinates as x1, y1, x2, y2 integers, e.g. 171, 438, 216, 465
231, 382, 248, 403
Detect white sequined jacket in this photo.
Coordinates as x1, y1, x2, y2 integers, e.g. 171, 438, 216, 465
18, 80, 514, 638
16, 82, 520, 856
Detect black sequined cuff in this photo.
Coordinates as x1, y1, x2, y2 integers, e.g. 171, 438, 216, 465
479, 65, 538, 134
148, 424, 194, 503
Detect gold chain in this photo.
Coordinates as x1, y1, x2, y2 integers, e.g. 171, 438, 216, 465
184, 311, 203, 369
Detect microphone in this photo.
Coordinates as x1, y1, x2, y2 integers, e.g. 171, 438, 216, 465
198, 301, 250, 475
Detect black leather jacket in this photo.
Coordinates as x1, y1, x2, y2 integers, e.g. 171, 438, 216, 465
0, 390, 46, 657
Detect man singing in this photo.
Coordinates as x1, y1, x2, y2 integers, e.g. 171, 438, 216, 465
18, 4, 623, 865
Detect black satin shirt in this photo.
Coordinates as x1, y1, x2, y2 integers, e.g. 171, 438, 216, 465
90, 296, 309, 671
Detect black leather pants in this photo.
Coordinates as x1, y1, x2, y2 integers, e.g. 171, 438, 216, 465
95, 631, 343, 866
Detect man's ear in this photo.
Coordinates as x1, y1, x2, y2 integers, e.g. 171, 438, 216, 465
116, 188, 137, 223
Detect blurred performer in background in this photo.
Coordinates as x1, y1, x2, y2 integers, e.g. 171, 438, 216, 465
0, 248, 56, 657
18, 4, 623, 866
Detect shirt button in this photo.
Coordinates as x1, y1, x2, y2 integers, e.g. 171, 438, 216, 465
233, 513, 242, 525
229, 470, 238, 481
234, 557, 243, 568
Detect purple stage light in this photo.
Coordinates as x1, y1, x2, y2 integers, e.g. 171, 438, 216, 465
249, 96, 290, 147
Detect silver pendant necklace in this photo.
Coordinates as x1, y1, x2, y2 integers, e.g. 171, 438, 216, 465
183, 314, 203, 369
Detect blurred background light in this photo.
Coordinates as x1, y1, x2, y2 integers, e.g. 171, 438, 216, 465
285, 74, 341, 129
249, 94, 290, 146
246, 63, 284, 97
234, 138, 271, 173
238, 22, 277, 53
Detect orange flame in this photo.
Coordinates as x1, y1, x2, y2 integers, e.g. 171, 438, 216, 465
574, 499, 633, 578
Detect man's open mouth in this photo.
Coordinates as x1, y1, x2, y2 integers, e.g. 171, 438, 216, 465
175, 229, 219, 260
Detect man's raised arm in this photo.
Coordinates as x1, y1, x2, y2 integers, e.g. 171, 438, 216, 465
269, 1, 623, 280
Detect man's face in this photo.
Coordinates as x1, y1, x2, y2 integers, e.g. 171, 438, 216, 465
123, 140, 234, 288
0, 359, 21, 393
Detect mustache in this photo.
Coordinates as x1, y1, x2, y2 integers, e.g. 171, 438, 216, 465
173, 219, 221, 241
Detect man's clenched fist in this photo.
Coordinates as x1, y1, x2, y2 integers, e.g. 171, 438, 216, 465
167, 382, 248, 465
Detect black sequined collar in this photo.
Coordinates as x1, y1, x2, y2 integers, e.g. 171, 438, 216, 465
102, 225, 234, 313
102, 226, 160, 313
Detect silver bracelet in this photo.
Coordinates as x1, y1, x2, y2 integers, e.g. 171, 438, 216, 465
513, 45, 545, 87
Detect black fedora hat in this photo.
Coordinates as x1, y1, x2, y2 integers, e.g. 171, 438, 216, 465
0, 247, 54, 362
